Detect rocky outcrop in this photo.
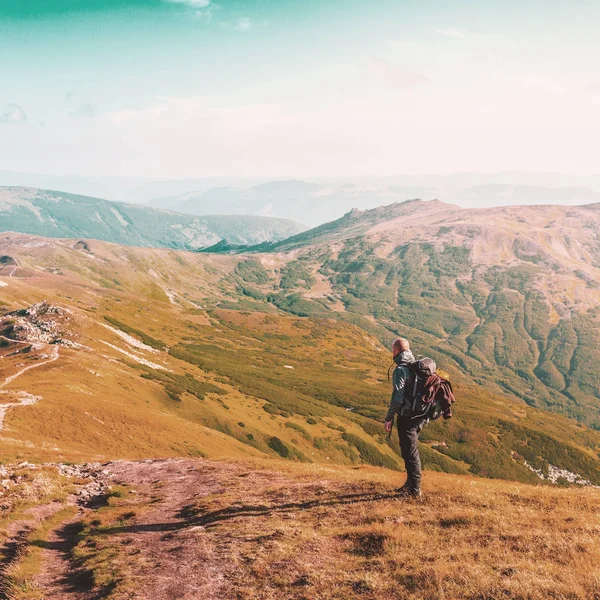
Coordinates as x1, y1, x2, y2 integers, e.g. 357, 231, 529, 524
73, 240, 92, 253
0, 301, 73, 344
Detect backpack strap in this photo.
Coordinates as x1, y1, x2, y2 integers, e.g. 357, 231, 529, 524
411, 372, 419, 412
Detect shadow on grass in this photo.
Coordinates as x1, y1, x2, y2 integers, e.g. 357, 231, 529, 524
81, 489, 406, 538
30, 521, 118, 599
0, 526, 33, 600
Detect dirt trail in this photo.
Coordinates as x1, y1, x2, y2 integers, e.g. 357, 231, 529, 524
35, 517, 89, 600
0, 501, 70, 578
35, 459, 398, 600
34, 459, 242, 600
1, 344, 60, 389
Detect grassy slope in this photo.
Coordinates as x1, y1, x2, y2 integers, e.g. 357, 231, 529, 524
0, 234, 598, 487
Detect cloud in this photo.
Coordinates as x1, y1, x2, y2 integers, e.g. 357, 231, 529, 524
0, 103, 28, 125
368, 59, 428, 88
435, 28, 466, 38
66, 93, 97, 118
69, 103, 97, 118
164, 0, 214, 19
165, 0, 211, 7
236, 17, 252, 32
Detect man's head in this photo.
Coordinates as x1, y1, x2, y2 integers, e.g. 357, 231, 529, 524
392, 337, 410, 358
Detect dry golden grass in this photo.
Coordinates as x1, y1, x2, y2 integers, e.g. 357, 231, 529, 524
194, 462, 600, 600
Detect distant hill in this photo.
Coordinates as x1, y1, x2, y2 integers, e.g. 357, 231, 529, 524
450, 184, 600, 208
0, 187, 305, 249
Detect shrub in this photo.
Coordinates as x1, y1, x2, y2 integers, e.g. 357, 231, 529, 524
140, 369, 226, 400
235, 259, 271, 284
165, 385, 183, 402
268, 436, 290, 458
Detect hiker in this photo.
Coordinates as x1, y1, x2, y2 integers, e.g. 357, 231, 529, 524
384, 337, 426, 498
384, 338, 455, 497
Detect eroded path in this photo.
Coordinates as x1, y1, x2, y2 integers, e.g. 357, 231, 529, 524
0, 343, 59, 430
34, 459, 399, 600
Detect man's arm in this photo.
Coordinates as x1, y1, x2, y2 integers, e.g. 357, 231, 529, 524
385, 366, 408, 423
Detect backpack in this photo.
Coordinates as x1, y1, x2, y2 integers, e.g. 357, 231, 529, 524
405, 358, 455, 420
405, 357, 437, 417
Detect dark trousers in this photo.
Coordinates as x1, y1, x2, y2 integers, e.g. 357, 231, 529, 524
397, 416, 426, 490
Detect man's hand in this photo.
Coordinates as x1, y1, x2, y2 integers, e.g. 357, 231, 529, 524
384, 420, 392, 433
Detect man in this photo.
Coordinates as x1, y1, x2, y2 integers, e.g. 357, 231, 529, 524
384, 337, 425, 498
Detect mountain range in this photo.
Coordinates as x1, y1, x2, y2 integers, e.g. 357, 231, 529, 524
0, 187, 305, 249
149, 180, 600, 226
3, 170, 600, 220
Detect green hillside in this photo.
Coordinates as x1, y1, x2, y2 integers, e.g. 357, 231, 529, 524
0, 187, 305, 249
215, 200, 600, 429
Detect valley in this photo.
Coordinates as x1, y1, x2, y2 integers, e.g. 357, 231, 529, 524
219, 199, 600, 427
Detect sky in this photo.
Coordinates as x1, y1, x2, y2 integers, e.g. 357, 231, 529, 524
1, 0, 599, 178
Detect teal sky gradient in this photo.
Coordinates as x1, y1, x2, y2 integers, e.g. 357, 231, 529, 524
1, 0, 599, 177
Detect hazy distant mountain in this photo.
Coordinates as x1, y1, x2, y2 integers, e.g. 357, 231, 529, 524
3, 171, 600, 210
128, 178, 277, 205
0, 172, 271, 204
449, 184, 600, 208
0, 187, 305, 249
146, 180, 600, 226
152, 180, 437, 226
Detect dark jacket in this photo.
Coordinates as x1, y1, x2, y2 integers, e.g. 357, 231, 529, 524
385, 350, 416, 422
421, 375, 455, 420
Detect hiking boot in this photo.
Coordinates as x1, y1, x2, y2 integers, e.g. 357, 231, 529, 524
394, 482, 411, 493
396, 485, 421, 499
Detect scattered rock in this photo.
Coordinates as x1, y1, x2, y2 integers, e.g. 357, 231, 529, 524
522, 459, 600, 488
0, 461, 114, 505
